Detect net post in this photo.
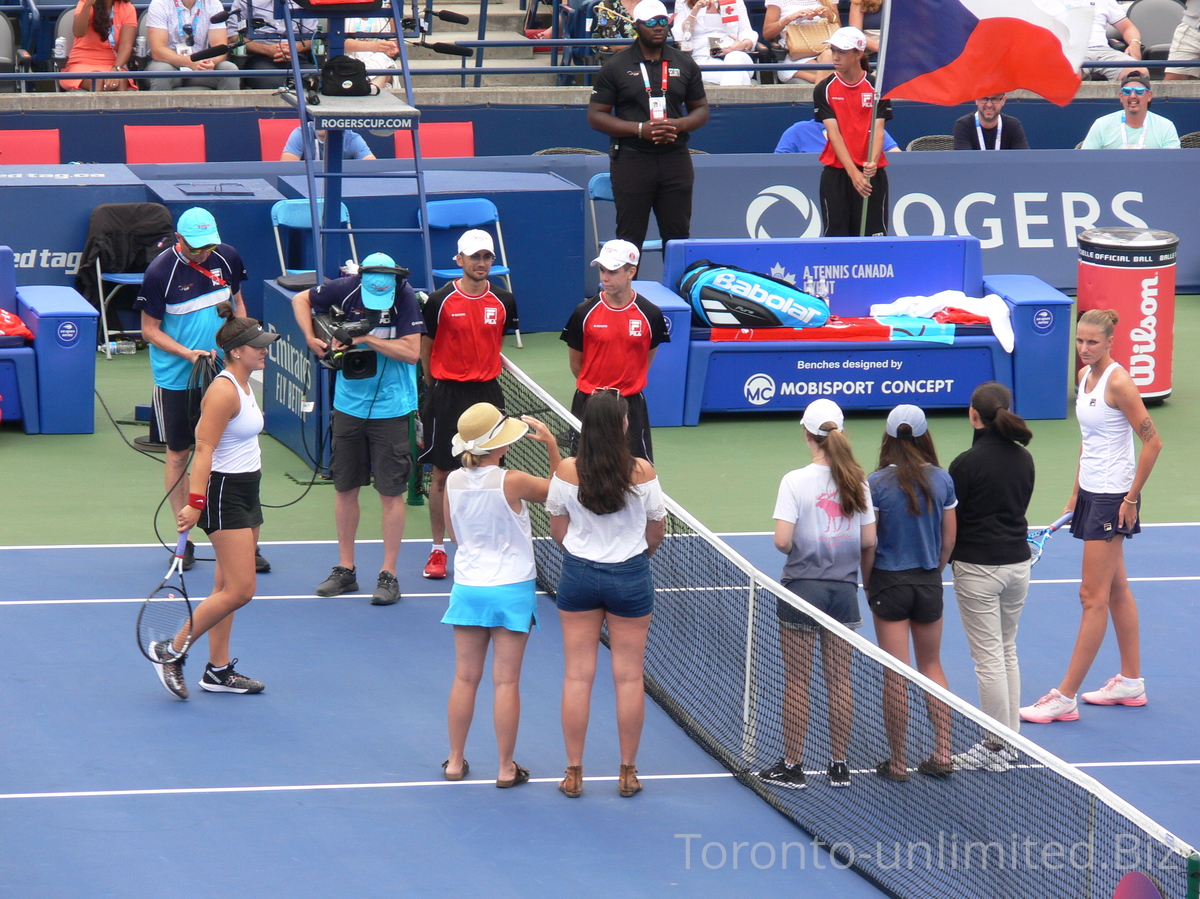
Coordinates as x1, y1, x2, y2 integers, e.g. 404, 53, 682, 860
1188, 852, 1200, 899
739, 574, 759, 767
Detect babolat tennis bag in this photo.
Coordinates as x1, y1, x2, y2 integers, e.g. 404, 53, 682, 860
678, 260, 830, 328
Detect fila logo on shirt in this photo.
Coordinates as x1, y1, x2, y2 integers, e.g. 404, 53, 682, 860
484, 306, 498, 324
629, 319, 644, 337
860, 93, 874, 107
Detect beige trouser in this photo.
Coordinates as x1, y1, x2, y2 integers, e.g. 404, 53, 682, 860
952, 559, 1031, 739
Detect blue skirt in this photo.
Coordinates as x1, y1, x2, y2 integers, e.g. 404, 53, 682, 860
442, 579, 539, 633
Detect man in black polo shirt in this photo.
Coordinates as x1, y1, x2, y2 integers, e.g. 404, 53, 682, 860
587, 0, 709, 253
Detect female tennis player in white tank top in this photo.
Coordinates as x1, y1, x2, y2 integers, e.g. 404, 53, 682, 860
1020, 308, 1163, 725
440, 403, 560, 788
172, 303, 280, 698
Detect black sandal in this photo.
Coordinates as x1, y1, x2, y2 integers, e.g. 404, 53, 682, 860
442, 758, 469, 781
496, 762, 530, 789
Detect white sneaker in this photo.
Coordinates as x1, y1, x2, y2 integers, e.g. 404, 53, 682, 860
1081, 675, 1147, 707
1019, 689, 1079, 724
952, 742, 1012, 772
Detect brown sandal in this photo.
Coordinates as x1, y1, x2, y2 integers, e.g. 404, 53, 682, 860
496, 762, 530, 789
441, 758, 469, 781
558, 765, 583, 798
619, 764, 642, 797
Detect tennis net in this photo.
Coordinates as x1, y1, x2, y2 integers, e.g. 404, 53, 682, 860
495, 356, 1199, 899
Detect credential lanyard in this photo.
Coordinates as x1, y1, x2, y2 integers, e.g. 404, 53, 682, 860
1121, 113, 1148, 150
639, 59, 669, 97
975, 112, 1001, 150
176, 243, 228, 287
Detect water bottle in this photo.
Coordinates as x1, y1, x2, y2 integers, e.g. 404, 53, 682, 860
54, 36, 67, 60
135, 35, 148, 58
103, 340, 137, 355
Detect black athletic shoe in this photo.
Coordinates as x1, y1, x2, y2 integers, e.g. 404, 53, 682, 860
758, 759, 807, 789
371, 571, 401, 606
255, 548, 271, 573
182, 540, 196, 572
150, 640, 189, 700
827, 760, 851, 788
200, 659, 264, 694
316, 565, 358, 597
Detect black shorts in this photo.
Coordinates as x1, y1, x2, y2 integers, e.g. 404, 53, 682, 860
867, 567, 944, 624
152, 385, 201, 453
820, 165, 890, 238
330, 410, 412, 495
570, 389, 654, 463
1070, 488, 1141, 541
198, 470, 263, 535
417, 378, 505, 472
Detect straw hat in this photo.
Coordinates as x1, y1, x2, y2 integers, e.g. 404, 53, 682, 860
452, 403, 529, 457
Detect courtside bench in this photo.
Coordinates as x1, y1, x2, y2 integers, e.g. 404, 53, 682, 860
639, 236, 1073, 426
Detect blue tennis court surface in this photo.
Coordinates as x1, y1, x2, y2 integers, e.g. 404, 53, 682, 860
1, 525, 1196, 897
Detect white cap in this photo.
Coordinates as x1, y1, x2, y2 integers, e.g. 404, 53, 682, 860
591, 239, 640, 270
886, 404, 928, 438
457, 229, 494, 258
801, 399, 845, 436
633, 0, 669, 21
825, 26, 867, 51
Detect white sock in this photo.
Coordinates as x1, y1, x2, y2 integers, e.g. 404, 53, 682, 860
432, 542, 444, 550
1119, 675, 1143, 687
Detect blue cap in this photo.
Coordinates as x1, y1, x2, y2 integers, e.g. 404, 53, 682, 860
360, 252, 398, 310
177, 207, 221, 248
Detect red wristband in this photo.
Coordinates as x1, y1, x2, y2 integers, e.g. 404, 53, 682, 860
188, 493, 207, 510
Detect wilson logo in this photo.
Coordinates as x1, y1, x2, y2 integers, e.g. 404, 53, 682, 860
1129, 274, 1158, 385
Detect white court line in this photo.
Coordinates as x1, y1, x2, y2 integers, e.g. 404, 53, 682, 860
1, 761, 1195, 801
0, 772, 735, 801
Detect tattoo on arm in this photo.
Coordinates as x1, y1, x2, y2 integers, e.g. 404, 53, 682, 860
1137, 417, 1157, 444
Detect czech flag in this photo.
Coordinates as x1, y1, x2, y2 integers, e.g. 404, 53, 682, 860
880, 0, 1093, 107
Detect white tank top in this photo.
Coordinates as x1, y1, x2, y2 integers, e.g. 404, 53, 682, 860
210, 370, 263, 474
447, 466, 536, 587
1076, 361, 1136, 493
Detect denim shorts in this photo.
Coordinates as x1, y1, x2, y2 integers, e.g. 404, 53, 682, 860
777, 579, 863, 632
555, 550, 655, 618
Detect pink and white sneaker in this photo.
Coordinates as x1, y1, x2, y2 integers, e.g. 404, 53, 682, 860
1019, 689, 1080, 724
1081, 675, 1147, 707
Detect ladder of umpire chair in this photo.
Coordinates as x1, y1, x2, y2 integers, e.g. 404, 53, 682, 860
278, 0, 435, 291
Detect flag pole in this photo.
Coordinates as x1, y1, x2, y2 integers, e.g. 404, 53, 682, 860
859, 0, 894, 237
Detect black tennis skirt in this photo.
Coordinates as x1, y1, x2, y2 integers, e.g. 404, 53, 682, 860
198, 470, 263, 535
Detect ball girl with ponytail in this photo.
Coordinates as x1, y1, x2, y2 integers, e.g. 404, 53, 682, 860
947, 381, 1035, 771
868, 404, 957, 782
758, 399, 876, 790
1020, 308, 1163, 724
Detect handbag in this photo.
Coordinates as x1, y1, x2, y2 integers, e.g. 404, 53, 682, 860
319, 55, 378, 97
782, 0, 838, 60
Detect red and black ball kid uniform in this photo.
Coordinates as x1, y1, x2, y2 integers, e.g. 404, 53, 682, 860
418, 279, 519, 471
814, 70, 892, 237
560, 291, 670, 461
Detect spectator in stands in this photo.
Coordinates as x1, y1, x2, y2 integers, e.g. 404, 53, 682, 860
228, 0, 318, 90
280, 124, 378, 161
418, 229, 520, 581
561, 240, 670, 462
1081, 73, 1181, 149
814, 26, 891, 236
62, 0, 137, 91
144, 0, 239, 91
591, 0, 640, 63
952, 94, 1031, 150
1066, 0, 1146, 82
776, 118, 898, 153
760, 0, 836, 85
345, 16, 400, 91
847, 0, 881, 53
672, 0, 758, 86
1165, 0, 1200, 81
588, 0, 709, 252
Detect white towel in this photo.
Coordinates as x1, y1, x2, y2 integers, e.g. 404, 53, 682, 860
870, 290, 1015, 353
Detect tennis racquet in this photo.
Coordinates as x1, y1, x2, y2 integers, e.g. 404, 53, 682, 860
1028, 512, 1073, 565
136, 531, 195, 663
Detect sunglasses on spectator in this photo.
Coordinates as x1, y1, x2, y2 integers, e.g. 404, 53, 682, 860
182, 23, 195, 47
591, 386, 622, 397
979, 95, 1005, 104
640, 16, 670, 27
1121, 84, 1149, 96
185, 242, 217, 254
